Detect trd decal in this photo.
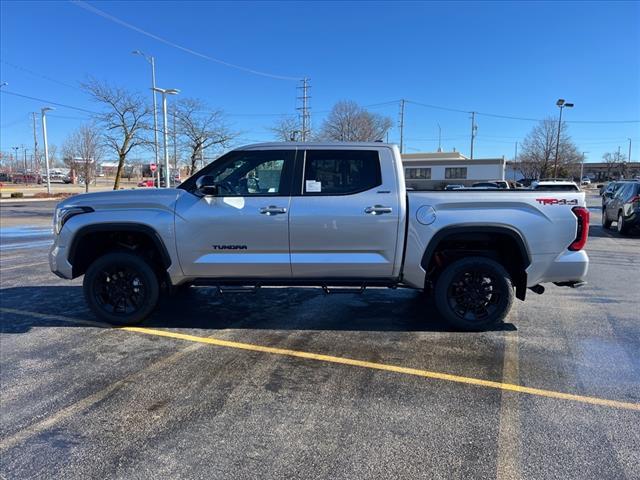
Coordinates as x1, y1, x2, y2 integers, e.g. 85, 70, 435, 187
535, 198, 579, 206
212, 245, 248, 250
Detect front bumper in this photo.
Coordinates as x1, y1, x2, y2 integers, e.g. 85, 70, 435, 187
49, 240, 73, 279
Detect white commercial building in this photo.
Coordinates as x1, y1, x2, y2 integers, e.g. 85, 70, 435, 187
401, 151, 506, 189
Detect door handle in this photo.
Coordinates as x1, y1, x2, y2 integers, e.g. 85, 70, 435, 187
259, 205, 287, 215
364, 205, 393, 215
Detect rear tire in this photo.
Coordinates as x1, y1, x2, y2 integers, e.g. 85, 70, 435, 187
434, 256, 514, 331
617, 213, 629, 235
83, 252, 159, 325
602, 209, 612, 229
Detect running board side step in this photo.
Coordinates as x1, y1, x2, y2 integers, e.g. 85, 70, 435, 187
321, 285, 366, 295
217, 285, 261, 294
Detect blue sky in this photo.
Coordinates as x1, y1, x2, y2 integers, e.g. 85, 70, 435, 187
1, 0, 639, 163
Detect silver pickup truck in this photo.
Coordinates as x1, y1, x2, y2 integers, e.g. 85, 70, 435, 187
50, 143, 589, 330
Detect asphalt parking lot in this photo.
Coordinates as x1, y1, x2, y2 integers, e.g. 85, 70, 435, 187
1, 195, 639, 480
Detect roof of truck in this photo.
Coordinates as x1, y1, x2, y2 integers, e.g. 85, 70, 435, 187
238, 142, 397, 150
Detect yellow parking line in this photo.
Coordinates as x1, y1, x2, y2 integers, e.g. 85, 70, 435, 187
2, 307, 638, 411
122, 326, 640, 412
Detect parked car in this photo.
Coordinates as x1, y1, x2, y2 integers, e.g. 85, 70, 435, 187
517, 178, 536, 187
602, 181, 640, 234
444, 184, 464, 190
50, 142, 589, 331
533, 180, 580, 191
581, 177, 591, 185
601, 181, 625, 207
471, 182, 500, 189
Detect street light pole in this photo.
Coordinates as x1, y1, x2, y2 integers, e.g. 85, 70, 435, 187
553, 98, 574, 178
12, 146, 19, 172
152, 87, 180, 188
41, 107, 54, 195
628, 138, 632, 164
580, 151, 588, 183
132, 50, 160, 187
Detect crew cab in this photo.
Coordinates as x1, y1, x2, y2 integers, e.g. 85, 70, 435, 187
50, 143, 589, 331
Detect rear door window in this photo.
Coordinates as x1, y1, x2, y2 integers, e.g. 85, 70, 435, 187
302, 150, 382, 195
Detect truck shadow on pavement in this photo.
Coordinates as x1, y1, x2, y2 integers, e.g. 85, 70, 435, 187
0, 286, 516, 334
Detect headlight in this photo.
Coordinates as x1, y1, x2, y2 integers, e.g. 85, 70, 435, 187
54, 206, 94, 235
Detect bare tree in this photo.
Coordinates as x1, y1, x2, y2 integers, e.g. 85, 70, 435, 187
62, 124, 102, 192
602, 151, 628, 180
517, 118, 580, 179
45, 144, 60, 168
82, 78, 151, 190
269, 116, 302, 141
174, 98, 237, 175
316, 100, 392, 142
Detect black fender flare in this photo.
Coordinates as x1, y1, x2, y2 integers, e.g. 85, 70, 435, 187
68, 223, 172, 270
420, 225, 531, 299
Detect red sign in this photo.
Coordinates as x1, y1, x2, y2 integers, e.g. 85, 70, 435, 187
150, 163, 157, 172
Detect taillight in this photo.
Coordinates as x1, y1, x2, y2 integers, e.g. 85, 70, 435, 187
569, 206, 589, 251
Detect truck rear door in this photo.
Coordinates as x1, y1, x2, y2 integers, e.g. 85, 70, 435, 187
288, 148, 401, 278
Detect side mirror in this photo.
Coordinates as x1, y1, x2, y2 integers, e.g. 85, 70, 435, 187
196, 175, 219, 196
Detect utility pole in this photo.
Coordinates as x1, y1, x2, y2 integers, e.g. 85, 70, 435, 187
31, 112, 39, 173
514, 141, 518, 181
628, 138, 632, 163
469, 112, 477, 160
296, 77, 311, 142
437, 123, 442, 152
399, 99, 405, 153
132, 51, 160, 187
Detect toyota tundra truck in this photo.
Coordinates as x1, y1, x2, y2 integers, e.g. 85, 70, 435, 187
49, 143, 589, 330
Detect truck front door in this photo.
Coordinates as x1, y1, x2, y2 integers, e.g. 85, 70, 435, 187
175, 149, 295, 278
288, 148, 401, 278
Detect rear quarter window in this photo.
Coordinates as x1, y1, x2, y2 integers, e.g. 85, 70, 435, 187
303, 150, 382, 195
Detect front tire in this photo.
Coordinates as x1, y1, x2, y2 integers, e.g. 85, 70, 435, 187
83, 252, 160, 325
434, 257, 514, 331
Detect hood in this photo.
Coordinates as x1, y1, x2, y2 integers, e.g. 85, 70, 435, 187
57, 188, 184, 211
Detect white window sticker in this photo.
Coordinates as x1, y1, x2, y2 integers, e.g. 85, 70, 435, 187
306, 180, 322, 192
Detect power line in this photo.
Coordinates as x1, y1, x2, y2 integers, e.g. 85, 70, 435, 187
406, 98, 640, 124
0, 90, 98, 114
0, 60, 81, 91
70, 0, 302, 81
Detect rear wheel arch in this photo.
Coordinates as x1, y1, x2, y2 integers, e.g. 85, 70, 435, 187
68, 223, 172, 279
420, 226, 531, 300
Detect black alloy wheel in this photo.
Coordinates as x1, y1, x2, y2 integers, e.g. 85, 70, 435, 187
83, 252, 159, 325
434, 257, 514, 331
